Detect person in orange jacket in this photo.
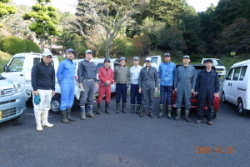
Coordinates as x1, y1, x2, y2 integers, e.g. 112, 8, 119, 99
96, 58, 114, 114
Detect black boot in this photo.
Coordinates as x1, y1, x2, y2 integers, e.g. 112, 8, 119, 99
122, 103, 127, 113
158, 104, 164, 118
136, 104, 141, 114
66, 108, 76, 121
87, 105, 95, 118
130, 104, 135, 114
140, 107, 146, 117
116, 103, 120, 113
105, 103, 110, 114
148, 109, 154, 118
80, 106, 86, 120
185, 109, 191, 122
96, 103, 101, 114
61, 110, 69, 123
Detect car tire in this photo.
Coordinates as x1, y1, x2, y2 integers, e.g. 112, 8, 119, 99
237, 99, 247, 116
213, 112, 217, 119
50, 96, 61, 114
221, 92, 227, 103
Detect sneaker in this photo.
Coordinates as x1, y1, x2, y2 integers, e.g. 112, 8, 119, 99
148, 112, 154, 118
196, 120, 202, 124
207, 121, 213, 125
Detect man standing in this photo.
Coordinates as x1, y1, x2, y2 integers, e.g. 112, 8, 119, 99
57, 48, 76, 123
158, 53, 176, 118
96, 58, 114, 114
129, 57, 142, 114
174, 55, 196, 122
195, 59, 220, 125
78, 49, 97, 120
32, 51, 55, 131
114, 57, 129, 113
139, 57, 159, 118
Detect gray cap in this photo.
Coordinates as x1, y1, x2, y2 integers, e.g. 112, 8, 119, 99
85, 49, 92, 54
164, 53, 171, 57
66, 48, 75, 53
183, 55, 190, 59
43, 51, 52, 57
133, 56, 139, 60
205, 59, 213, 63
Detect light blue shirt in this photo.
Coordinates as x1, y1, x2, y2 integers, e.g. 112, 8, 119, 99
158, 62, 176, 86
129, 65, 142, 84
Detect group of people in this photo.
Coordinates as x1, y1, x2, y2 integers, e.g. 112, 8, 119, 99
31, 49, 220, 132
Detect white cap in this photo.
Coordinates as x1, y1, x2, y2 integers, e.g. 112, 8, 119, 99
43, 51, 52, 57
145, 57, 152, 62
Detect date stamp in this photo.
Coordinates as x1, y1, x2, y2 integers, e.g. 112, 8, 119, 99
195, 147, 234, 153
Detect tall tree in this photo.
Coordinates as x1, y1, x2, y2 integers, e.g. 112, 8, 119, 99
23, 0, 59, 52
0, 0, 16, 28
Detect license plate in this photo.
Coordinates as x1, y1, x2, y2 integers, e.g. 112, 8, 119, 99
0, 111, 2, 120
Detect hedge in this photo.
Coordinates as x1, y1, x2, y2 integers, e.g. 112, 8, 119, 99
23, 39, 40, 53
0, 36, 26, 54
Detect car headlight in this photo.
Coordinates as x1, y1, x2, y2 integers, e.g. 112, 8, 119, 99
12, 81, 22, 93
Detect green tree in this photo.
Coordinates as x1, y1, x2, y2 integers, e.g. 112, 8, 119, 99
0, 0, 16, 28
23, 0, 59, 52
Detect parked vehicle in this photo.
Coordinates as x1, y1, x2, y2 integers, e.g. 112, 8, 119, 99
171, 64, 219, 118
0, 74, 26, 123
143, 55, 162, 71
73, 58, 119, 95
201, 58, 226, 77
2, 52, 81, 114
222, 60, 250, 116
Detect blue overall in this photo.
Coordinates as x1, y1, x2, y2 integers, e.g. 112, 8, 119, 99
57, 59, 75, 110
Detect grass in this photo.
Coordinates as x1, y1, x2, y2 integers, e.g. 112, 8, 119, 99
0, 51, 12, 73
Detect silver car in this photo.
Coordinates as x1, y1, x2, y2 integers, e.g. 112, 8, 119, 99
0, 74, 26, 123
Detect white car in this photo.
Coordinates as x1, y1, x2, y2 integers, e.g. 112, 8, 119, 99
73, 58, 119, 95
201, 58, 226, 77
222, 59, 250, 116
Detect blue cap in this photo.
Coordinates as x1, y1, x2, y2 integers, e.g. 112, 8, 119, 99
119, 57, 127, 61
86, 49, 92, 54
183, 55, 190, 59
164, 53, 171, 57
66, 48, 75, 53
205, 59, 213, 63
104, 58, 111, 63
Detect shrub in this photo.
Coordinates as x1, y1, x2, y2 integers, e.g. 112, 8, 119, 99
0, 51, 12, 73
0, 36, 26, 54
23, 39, 40, 53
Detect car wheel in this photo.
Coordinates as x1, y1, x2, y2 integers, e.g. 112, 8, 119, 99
221, 92, 227, 103
50, 96, 61, 114
237, 99, 247, 116
213, 112, 217, 119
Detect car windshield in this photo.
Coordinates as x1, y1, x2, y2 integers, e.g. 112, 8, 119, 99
96, 63, 104, 73
216, 60, 224, 66
151, 57, 158, 63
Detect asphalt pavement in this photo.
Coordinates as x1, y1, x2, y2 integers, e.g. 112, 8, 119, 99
1, 94, 250, 167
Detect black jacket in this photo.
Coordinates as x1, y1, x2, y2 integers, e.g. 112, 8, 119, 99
31, 61, 55, 91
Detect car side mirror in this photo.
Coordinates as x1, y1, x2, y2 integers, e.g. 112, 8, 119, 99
3, 65, 8, 72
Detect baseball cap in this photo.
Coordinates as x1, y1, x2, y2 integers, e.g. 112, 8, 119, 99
104, 58, 111, 63
205, 59, 213, 63
145, 57, 152, 62
164, 53, 171, 57
183, 55, 190, 59
42, 51, 52, 57
133, 56, 139, 60
66, 48, 75, 53
119, 57, 127, 61
85, 49, 92, 54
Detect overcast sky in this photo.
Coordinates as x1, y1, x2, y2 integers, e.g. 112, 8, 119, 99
12, 0, 220, 13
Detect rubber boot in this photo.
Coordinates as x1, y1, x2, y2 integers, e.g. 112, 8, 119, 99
136, 104, 141, 114
96, 103, 101, 114
34, 112, 43, 131
80, 106, 86, 120
116, 103, 120, 113
87, 105, 95, 118
41, 110, 54, 127
130, 104, 135, 114
61, 110, 70, 123
175, 108, 181, 120
66, 108, 76, 122
158, 104, 164, 118
122, 103, 127, 113
140, 107, 146, 117
167, 105, 172, 119
185, 109, 191, 122
148, 109, 154, 118
105, 103, 110, 114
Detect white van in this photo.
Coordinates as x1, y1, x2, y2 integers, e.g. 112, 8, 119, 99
201, 58, 226, 77
143, 55, 162, 71
2, 52, 81, 114
222, 59, 250, 116
73, 58, 119, 94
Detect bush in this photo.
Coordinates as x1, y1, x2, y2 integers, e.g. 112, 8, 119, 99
0, 51, 12, 73
0, 36, 26, 54
23, 39, 40, 53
